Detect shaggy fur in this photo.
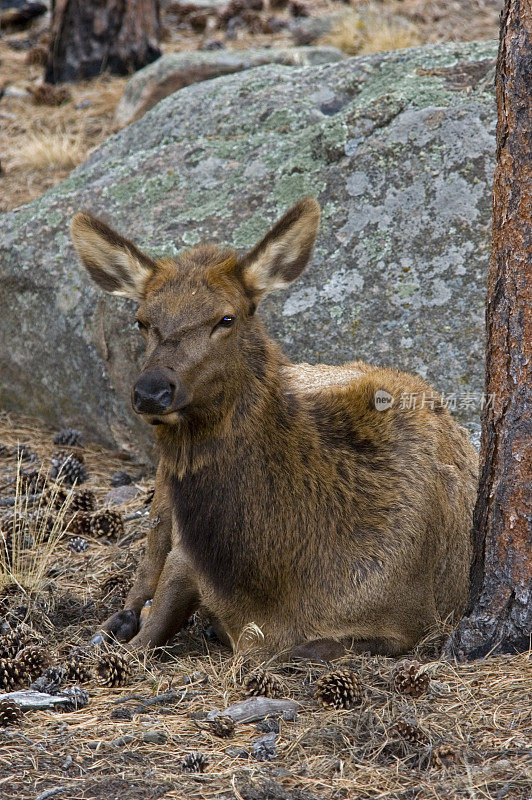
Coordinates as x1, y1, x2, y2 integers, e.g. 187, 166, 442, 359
71, 198, 478, 657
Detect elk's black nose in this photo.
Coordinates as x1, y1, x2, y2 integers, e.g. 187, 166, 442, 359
133, 370, 175, 415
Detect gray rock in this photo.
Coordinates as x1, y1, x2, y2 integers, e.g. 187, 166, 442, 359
114, 46, 346, 126
252, 732, 278, 761
289, 12, 346, 46
142, 729, 168, 744
0, 41, 497, 459
112, 734, 135, 747
103, 484, 138, 506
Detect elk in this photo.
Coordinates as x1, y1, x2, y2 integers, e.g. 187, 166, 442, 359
71, 198, 478, 660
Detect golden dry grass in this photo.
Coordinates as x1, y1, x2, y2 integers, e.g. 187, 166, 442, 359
0, 410, 530, 800
321, 4, 422, 57
7, 128, 86, 171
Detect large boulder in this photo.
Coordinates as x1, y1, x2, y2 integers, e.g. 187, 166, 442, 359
0, 40, 497, 459
114, 46, 346, 126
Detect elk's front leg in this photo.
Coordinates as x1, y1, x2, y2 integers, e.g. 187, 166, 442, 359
93, 466, 172, 643
127, 547, 200, 650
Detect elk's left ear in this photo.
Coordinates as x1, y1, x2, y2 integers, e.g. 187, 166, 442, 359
70, 213, 157, 301
240, 197, 320, 300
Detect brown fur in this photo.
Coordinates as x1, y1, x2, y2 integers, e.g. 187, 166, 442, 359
71, 198, 478, 657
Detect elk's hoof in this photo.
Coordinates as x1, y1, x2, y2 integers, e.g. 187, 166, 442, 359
90, 609, 140, 645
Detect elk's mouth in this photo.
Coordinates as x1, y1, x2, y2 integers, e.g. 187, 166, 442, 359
140, 411, 184, 427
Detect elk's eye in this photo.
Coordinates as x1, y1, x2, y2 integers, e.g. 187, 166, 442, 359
218, 315, 235, 328
136, 320, 147, 332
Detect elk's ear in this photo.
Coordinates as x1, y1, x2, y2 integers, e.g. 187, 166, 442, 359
70, 213, 157, 301
240, 197, 320, 300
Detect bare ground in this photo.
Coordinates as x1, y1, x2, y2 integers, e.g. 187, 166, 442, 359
0, 411, 530, 800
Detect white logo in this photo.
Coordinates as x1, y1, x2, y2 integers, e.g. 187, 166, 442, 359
374, 389, 394, 411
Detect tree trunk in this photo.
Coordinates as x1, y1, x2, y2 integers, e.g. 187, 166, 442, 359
447, 0, 532, 661
45, 0, 161, 84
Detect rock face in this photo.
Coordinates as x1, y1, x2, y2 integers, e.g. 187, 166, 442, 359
114, 46, 345, 126
0, 40, 497, 459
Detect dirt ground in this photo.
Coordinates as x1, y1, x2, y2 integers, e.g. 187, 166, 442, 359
0, 411, 530, 800
0, 0, 501, 212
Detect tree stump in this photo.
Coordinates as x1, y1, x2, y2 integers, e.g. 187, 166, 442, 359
45, 0, 161, 84
447, 0, 532, 660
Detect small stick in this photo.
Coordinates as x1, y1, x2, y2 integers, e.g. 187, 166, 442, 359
124, 510, 149, 521
34, 788, 67, 800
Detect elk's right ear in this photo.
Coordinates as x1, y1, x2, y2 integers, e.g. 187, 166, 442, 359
70, 213, 157, 301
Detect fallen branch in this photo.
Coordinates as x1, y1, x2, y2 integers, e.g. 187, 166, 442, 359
0, 690, 72, 710
206, 697, 299, 724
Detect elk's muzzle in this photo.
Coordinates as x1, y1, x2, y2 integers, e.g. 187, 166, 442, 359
133, 367, 179, 416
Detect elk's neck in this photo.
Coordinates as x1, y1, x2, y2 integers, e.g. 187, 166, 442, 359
156, 329, 316, 597
156, 326, 295, 477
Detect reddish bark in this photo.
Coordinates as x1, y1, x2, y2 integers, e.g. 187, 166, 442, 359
45, 0, 161, 84
448, 0, 532, 660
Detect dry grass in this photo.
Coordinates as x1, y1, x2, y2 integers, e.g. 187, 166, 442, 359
0, 410, 530, 800
7, 128, 86, 171
321, 3, 422, 57
0, 41, 126, 211
360, 15, 422, 55
0, 461, 73, 593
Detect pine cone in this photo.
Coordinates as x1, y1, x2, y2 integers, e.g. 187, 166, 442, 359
19, 469, 48, 494
0, 625, 35, 659
389, 719, 429, 747
53, 429, 84, 447
110, 471, 132, 487
68, 536, 89, 553
243, 668, 283, 699
315, 669, 362, 710
0, 657, 25, 690
96, 651, 131, 687
210, 714, 235, 738
392, 660, 430, 698
31, 509, 55, 538
70, 488, 96, 513
432, 744, 459, 769
0, 699, 22, 727
59, 685, 89, 711
180, 752, 209, 773
15, 645, 53, 680
64, 653, 93, 685
0, 513, 34, 551
50, 452, 88, 486
101, 572, 130, 601
13, 443, 35, 462
42, 484, 68, 511
31, 665, 65, 694
69, 512, 92, 537
89, 510, 124, 540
